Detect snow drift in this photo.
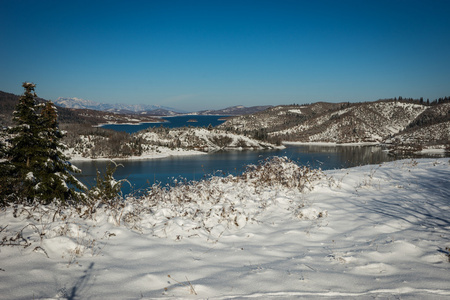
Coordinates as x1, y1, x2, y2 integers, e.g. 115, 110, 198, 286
0, 157, 449, 299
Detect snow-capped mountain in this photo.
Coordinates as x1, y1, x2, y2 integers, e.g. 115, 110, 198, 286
54, 97, 181, 114
54, 97, 99, 109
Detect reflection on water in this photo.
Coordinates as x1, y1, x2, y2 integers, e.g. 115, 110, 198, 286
73, 144, 446, 195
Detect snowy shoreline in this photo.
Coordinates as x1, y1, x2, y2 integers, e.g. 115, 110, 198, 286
284, 141, 449, 155
1, 157, 449, 299
67, 141, 378, 162
93, 120, 164, 127
283, 141, 381, 146
68, 142, 448, 162
67, 148, 207, 161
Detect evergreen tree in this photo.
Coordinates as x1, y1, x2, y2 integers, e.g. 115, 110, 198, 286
4, 83, 86, 205
7, 83, 45, 201
0, 128, 16, 205
88, 162, 126, 206
36, 101, 87, 204
0, 128, 7, 159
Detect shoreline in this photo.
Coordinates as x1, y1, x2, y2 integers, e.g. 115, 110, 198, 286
283, 141, 448, 154
68, 142, 448, 162
94, 114, 230, 127
282, 141, 381, 146
68, 148, 207, 162
94, 120, 166, 127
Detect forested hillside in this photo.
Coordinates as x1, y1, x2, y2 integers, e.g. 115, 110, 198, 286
64, 126, 279, 159
220, 98, 450, 151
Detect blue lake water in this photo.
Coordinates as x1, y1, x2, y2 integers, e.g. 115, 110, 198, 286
73, 144, 414, 195
101, 115, 229, 134
76, 116, 447, 195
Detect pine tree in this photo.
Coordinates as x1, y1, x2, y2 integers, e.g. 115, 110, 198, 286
4, 83, 86, 205
7, 83, 45, 201
36, 101, 87, 204
0, 128, 16, 205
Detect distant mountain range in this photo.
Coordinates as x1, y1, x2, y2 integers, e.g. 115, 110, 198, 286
1, 91, 272, 127
54, 97, 271, 116
54, 97, 182, 115
0, 91, 163, 126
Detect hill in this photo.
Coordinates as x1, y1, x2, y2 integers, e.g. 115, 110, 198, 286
0, 91, 163, 127
196, 105, 272, 116
219, 99, 450, 151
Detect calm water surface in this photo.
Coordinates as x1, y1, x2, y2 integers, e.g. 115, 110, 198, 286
73, 144, 436, 195
101, 115, 229, 133
78, 117, 447, 195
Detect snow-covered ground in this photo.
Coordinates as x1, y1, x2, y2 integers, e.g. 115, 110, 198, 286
67, 146, 206, 161
1, 158, 449, 299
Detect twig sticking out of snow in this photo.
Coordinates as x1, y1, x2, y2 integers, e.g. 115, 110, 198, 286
167, 275, 197, 295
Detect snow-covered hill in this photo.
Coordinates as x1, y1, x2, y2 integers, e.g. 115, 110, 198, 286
196, 105, 272, 116
218, 102, 345, 133
273, 101, 427, 143
220, 100, 449, 149
139, 127, 278, 152
65, 127, 280, 160
387, 121, 450, 151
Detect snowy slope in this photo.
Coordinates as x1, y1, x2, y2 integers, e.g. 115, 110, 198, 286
219, 100, 448, 147
65, 128, 280, 160
197, 105, 272, 116
139, 127, 278, 152
269, 101, 427, 143
1, 158, 449, 299
219, 103, 343, 133
388, 121, 450, 149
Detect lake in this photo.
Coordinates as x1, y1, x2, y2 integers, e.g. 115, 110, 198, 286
100, 115, 229, 134
72, 144, 443, 195
76, 116, 447, 195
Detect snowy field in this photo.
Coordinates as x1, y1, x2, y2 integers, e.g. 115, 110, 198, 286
1, 157, 449, 299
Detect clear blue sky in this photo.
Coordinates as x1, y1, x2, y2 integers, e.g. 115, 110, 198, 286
1, 0, 449, 111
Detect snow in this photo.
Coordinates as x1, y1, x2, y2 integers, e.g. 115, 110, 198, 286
25, 171, 35, 181
419, 147, 447, 155
1, 158, 449, 299
288, 109, 302, 114
263, 101, 436, 145
67, 146, 206, 161
283, 141, 380, 147
66, 128, 281, 161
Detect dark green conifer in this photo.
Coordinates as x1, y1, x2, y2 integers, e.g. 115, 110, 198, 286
36, 101, 86, 204
3, 83, 86, 205
7, 83, 44, 201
